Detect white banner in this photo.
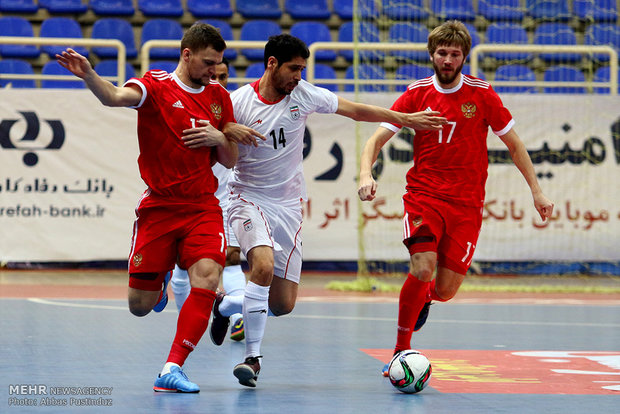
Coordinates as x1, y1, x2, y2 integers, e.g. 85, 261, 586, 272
1, 90, 619, 263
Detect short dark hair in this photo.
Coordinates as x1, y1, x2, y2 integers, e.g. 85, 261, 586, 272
263, 34, 309, 68
221, 56, 230, 69
181, 23, 226, 53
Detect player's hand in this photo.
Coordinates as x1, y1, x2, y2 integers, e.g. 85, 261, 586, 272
55, 48, 93, 79
223, 122, 266, 147
533, 191, 554, 221
402, 111, 447, 131
357, 173, 377, 201
182, 120, 226, 148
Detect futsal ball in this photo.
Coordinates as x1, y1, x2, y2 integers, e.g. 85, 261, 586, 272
387, 350, 432, 394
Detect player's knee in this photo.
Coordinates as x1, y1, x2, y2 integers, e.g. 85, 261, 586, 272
128, 296, 152, 317
410, 266, 434, 283
409, 255, 435, 282
225, 248, 241, 267
433, 285, 456, 301
269, 301, 295, 316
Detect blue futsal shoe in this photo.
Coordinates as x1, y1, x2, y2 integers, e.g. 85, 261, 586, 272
153, 270, 172, 313
382, 363, 389, 377
153, 366, 199, 393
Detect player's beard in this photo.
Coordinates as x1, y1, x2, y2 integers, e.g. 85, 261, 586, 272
433, 60, 463, 86
273, 68, 298, 96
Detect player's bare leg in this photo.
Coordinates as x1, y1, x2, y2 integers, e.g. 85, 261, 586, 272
268, 275, 298, 316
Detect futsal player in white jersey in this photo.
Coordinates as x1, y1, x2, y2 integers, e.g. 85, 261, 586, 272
197, 34, 447, 387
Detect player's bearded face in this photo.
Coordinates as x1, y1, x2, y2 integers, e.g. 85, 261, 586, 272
431, 45, 465, 87
273, 57, 306, 95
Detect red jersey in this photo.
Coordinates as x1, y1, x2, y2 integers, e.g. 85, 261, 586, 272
125, 70, 235, 200
384, 74, 514, 207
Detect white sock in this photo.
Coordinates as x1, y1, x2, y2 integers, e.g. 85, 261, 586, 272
243, 281, 270, 359
161, 362, 180, 376
222, 265, 246, 296
219, 294, 243, 317
170, 265, 190, 312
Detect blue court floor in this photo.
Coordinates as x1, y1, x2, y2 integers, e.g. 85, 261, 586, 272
1, 284, 619, 413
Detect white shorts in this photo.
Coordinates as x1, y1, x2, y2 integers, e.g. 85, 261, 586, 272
220, 196, 239, 248
227, 194, 303, 284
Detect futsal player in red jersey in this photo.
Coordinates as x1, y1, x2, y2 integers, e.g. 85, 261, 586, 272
357, 21, 555, 376
56, 23, 260, 392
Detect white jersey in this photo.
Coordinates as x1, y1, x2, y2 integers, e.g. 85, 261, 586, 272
212, 162, 231, 204
229, 79, 339, 204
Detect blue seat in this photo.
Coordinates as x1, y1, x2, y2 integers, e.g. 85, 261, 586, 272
200, 19, 237, 60
290, 22, 336, 62
584, 23, 620, 63
90, 0, 135, 16
245, 62, 265, 79
91, 18, 138, 59
484, 22, 532, 62
493, 64, 537, 93
239, 20, 281, 61
332, 0, 380, 20
525, 0, 571, 21
141, 19, 183, 60
344, 64, 387, 92
305, 63, 338, 92
464, 22, 482, 51
573, 0, 617, 22
0, 59, 35, 88
593, 66, 620, 94
0, 0, 38, 13
534, 23, 580, 63
285, 0, 331, 19
94, 60, 136, 85
478, 0, 524, 21
338, 22, 383, 62
226, 64, 238, 90
430, 0, 476, 21
236, 0, 282, 19
41, 61, 85, 89
395, 64, 434, 92
138, 0, 183, 17
40, 17, 89, 58
0, 17, 39, 58
188, 0, 232, 18
388, 22, 430, 62
382, 0, 429, 20
543, 66, 586, 94
39, 0, 87, 13
148, 60, 178, 73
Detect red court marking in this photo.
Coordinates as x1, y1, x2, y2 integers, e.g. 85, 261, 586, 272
363, 349, 620, 394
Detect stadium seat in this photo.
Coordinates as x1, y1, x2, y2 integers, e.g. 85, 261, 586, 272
0, 0, 38, 13
593, 66, 620, 94
90, 0, 135, 16
91, 18, 138, 59
41, 61, 85, 89
0, 59, 35, 88
493, 64, 537, 93
138, 0, 183, 17
478, 0, 524, 22
332, 0, 380, 20
38, 0, 87, 14
430, 0, 476, 21
525, 0, 571, 21
584, 23, 620, 63
94, 60, 136, 85
382, 0, 429, 20
40, 17, 88, 58
290, 22, 336, 62
244, 62, 265, 79
226, 64, 238, 90
337, 21, 383, 62
573, 0, 618, 22
200, 19, 237, 60
0, 17, 39, 59
141, 19, 183, 60
236, 0, 282, 19
187, 0, 233, 18
239, 20, 281, 61
484, 22, 532, 62
148, 60, 178, 72
388, 22, 430, 62
395, 64, 434, 92
543, 66, 586, 94
305, 63, 338, 92
344, 64, 387, 92
534, 23, 580, 63
464, 23, 482, 51
285, 0, 331, 20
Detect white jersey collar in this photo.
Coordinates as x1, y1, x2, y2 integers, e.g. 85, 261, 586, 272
171, 71, 205, 94
432, 74, 463, 94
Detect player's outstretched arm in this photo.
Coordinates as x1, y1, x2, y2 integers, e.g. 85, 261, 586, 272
358, 127, 395, 202
499, 128, 554, 221
222, 122, 266, 147
56, 48, 141, 107
335, 97, 447, 130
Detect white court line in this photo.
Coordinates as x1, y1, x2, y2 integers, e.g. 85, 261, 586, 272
24, 298, 620, 328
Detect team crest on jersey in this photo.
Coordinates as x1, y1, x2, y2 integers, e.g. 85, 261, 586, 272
210, 103, 222, 120
243, 219, 253, 232
412, 217, 423, 227
132, 253, 143, 267
461, 102, 476, 119
290, 105, 300, 120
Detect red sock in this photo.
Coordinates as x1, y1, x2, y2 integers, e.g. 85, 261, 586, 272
166, 287, 216, 366
394, 273, 429, 353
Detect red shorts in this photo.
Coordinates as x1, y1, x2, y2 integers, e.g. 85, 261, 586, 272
402, 192, 483, 275
128, 193, 226, 291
